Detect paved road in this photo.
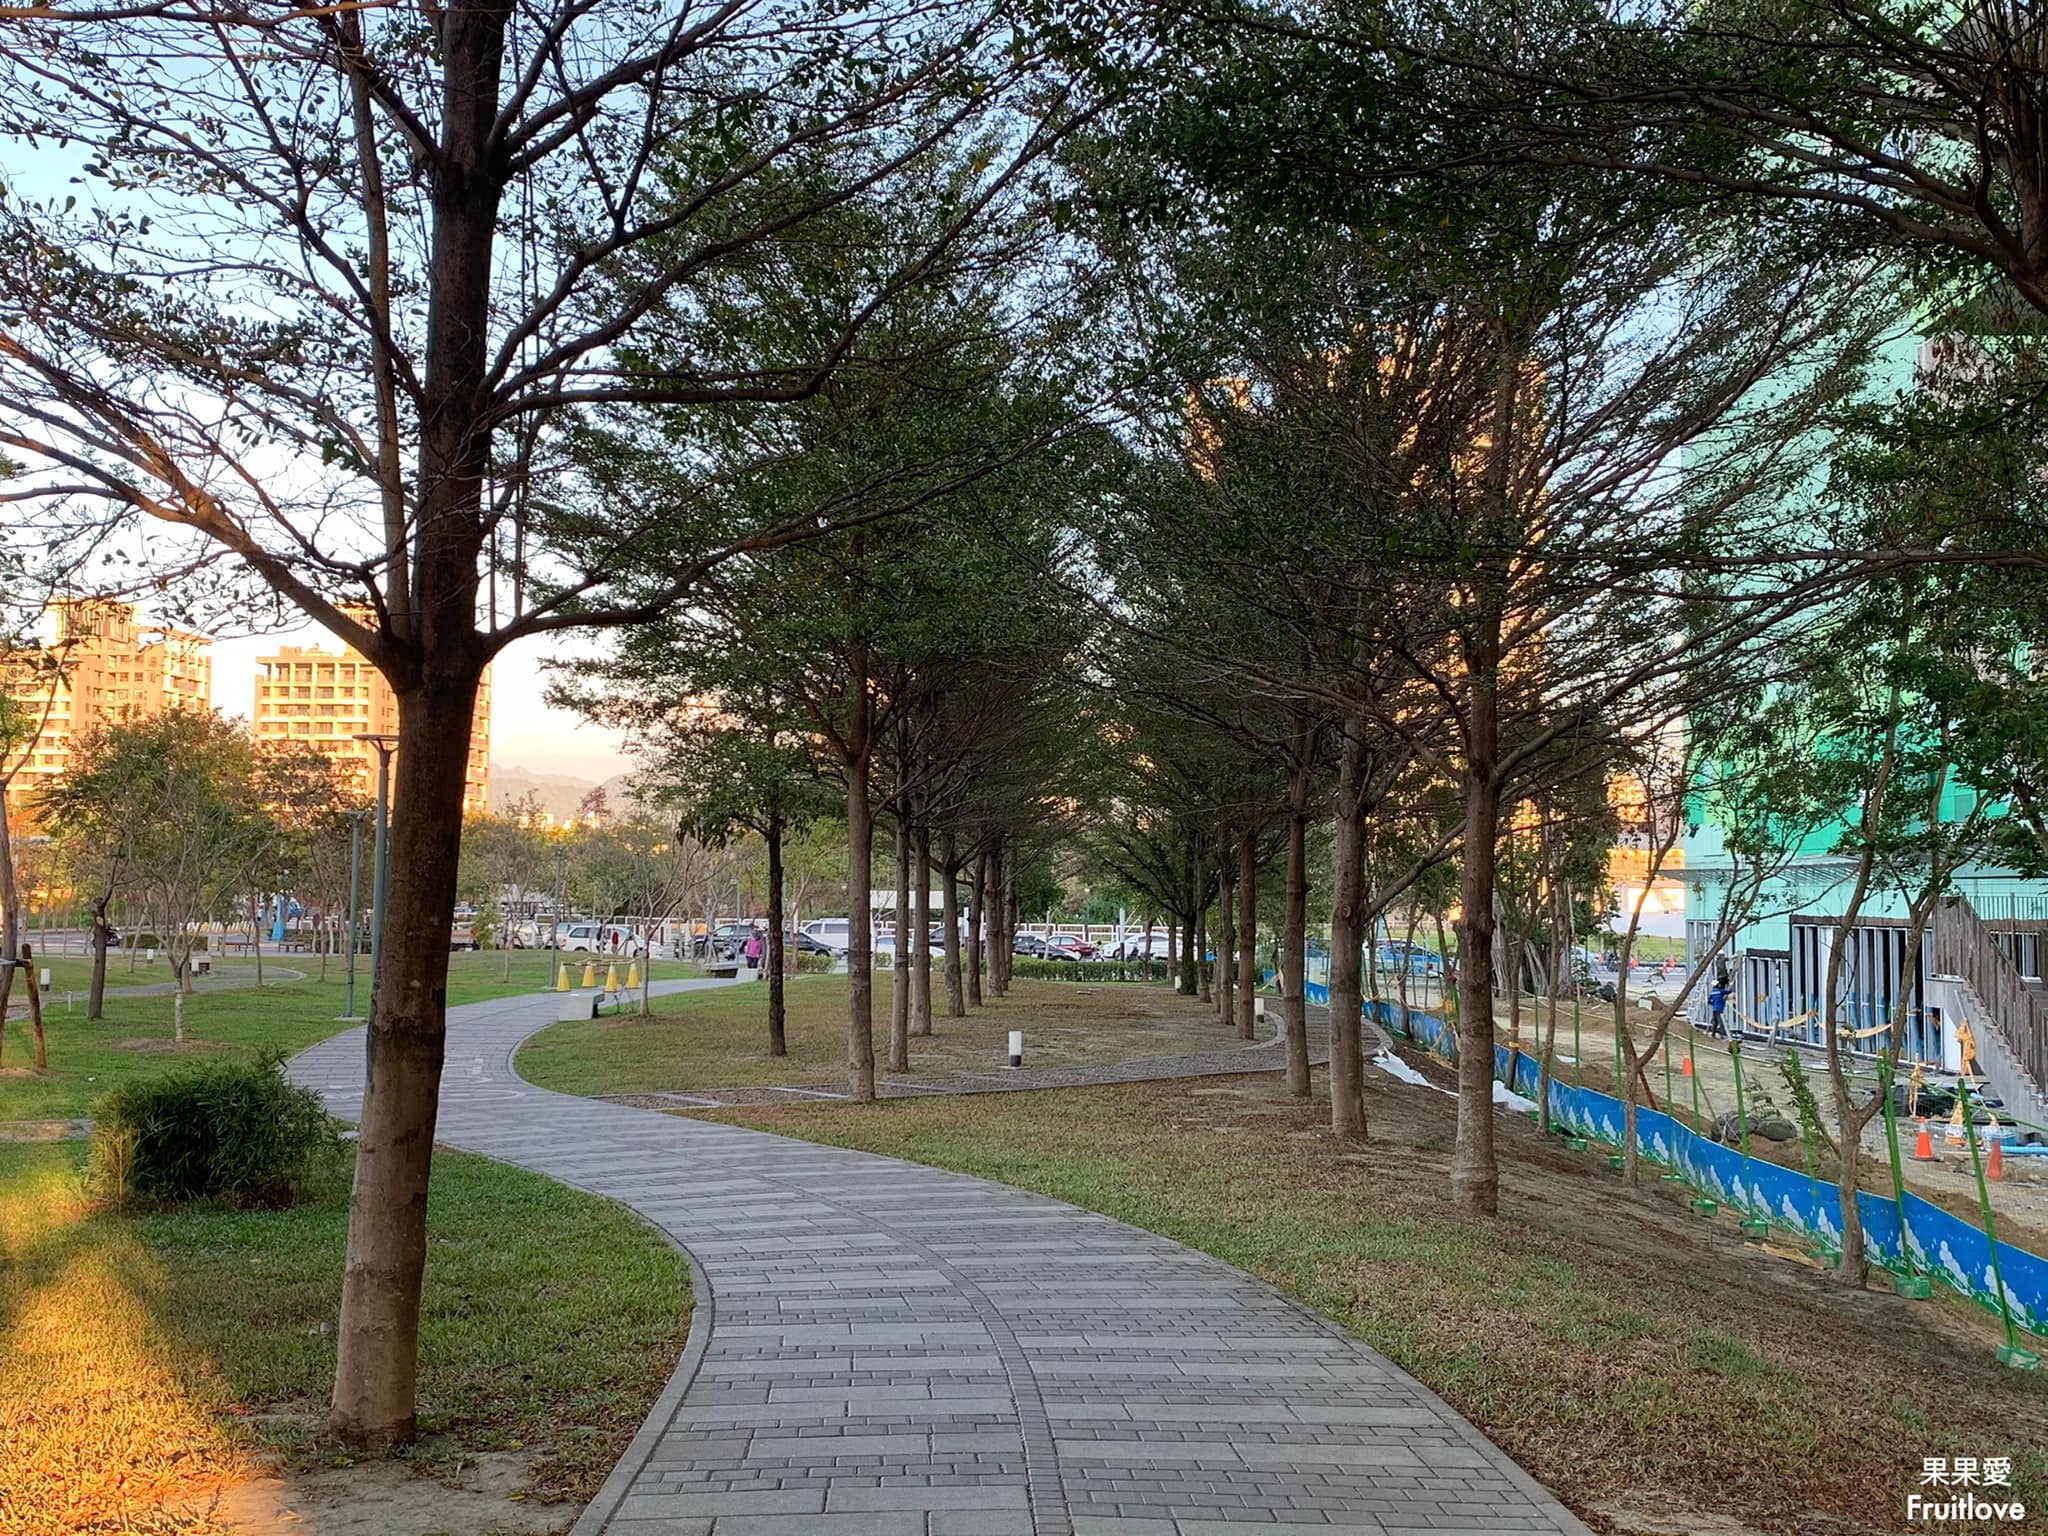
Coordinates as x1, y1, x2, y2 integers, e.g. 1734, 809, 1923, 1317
290, 983, 1590, 1536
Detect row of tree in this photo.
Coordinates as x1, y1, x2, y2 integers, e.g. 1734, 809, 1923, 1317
10, 0, 2048, 1451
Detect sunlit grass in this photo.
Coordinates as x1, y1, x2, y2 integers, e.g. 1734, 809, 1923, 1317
0, 951, 699, 1122
0, 1140, 691, 1532
517, 974, 1234, 1095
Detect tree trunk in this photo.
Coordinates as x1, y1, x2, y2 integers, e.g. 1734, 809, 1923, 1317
967, 846, 986, 1009
331, 669, 479, 1448
1215, 849, 1235, 1027
767, 807, 787, 1057
1179, 841, 1198, 995
889, 812, 911, 1070
1328, 751, 1368, 1140
912, 826, 933, 1036
988, 838, 1009, 995
20, 942, 44, 1069
1281, 790, 1310, 1098
1196, 843, 1212, 1002
941, 828, 964, 1019
1452, 761, 1504, 1216
251, 891, 265, 986
89, 893, 110, 1020
845, 754, 875, 1101
0, 784, 17, 1065
1236, 829, 1257, 1041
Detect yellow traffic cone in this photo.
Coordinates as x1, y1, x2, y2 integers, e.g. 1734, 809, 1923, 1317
605, 961, 620, 993
555, 963, 569, 992
626, 959, 640, 990
581, 959, 596, 988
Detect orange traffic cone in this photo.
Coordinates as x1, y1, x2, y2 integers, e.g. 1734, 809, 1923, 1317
1912, 1118, 1935, 1161
1988, 1136, 2007, 1182
1681, 1055, 1693, 1078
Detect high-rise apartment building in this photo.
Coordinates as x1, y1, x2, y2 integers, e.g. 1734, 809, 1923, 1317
0, 599, 214, 805
251, 634, 491, 816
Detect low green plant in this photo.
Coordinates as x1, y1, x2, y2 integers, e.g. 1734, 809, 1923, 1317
794, 951, 834, 974
1011, 956, 1168, 984
87, 1053, 343, 1208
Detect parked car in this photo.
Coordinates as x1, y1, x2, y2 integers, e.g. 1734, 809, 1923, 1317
1374, 942, 1442, 976
802, 917, 856, 955
1048, 934, 1097, 959
1013, 932, 1052, 958
1106, 931, 1171, 960
450, 921, 479, 952
790, 929, 834, 957
560, 921, 646, 955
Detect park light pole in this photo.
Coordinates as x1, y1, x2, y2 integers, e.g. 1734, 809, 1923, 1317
550, 845, 567, 981
353, 733, 400, 1011
341, 806, 371, 1020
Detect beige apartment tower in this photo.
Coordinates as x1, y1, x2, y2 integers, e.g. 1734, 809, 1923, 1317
1, 600, 214, 806
252, 638, 491, 816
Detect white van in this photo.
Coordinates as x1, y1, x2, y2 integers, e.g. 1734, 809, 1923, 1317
801, 917, 858, 955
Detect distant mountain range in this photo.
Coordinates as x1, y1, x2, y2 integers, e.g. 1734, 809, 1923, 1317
488, 763, 636, 821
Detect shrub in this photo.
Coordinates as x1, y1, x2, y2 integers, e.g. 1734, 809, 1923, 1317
88, 1053, 344, 1209
794, 951, 835, 974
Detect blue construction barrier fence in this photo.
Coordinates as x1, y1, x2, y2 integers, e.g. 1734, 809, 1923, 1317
1303, 974, 2048, 1340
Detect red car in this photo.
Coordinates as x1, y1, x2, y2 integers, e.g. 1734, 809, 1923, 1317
1049, 935, 1098, 960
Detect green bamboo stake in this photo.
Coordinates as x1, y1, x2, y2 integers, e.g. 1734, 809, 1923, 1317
1572, 994, 1582, 1089
1688, 1013, 1700, 1127
1958, 1079, 2040, 1369
1731, 1042, 1767, 1238
1686, 1013, 1716, 1214
1658, 1030, 1684, 1182
1877, 1058, 1929, 1299
1793, 1055, 1830, 1263
1564, 993, 1587, 1150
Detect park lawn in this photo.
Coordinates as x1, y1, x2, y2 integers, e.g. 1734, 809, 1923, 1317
710, 1067, 2048, 1536
0, 951, 697, 1122
517, 974, 1247, 1096
0, 1138, 690, 1536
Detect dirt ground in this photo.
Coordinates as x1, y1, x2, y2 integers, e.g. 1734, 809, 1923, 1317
187, 1434, 574, 1536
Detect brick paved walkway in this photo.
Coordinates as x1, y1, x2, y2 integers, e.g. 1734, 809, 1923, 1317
291, 983, 1590, 1536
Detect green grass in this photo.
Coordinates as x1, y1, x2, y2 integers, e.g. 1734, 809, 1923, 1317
0, 951, 699, 1122
0, 1138, 690, 1535
710, 1074, 2048, 1536
517, 974, 1241, 1096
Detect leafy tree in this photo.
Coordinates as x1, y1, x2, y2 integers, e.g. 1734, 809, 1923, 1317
640, 720, 828, 1051
42, 712, 271, 1041
0, 0, 1093, 1447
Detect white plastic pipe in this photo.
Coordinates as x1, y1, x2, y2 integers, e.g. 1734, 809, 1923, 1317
1007, 1030, 1023, 1068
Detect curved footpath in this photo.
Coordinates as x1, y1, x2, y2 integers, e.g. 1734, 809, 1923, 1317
290, 982, 1591, 1536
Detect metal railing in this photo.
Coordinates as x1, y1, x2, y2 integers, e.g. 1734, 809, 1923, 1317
1933, 895, 2048, 1092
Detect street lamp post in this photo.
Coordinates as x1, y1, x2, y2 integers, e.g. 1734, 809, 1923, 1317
550, 846, 566, 982
353, 733, 400, 1011
341, 807, 370, 1020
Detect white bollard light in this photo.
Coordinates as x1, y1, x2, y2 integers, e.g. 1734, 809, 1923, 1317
38, 967, 50, 988
1007, 1030, 1023, 1068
